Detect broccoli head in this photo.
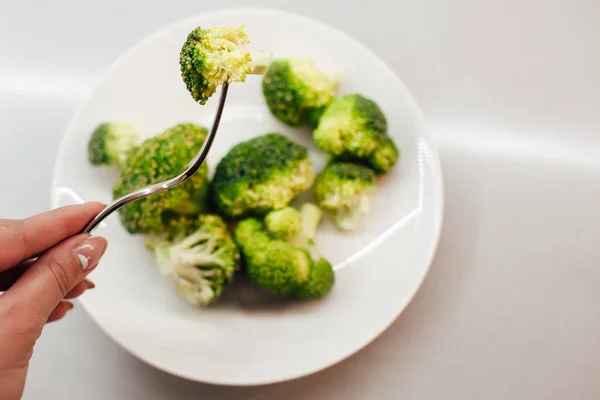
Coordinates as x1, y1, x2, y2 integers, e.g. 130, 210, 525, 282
262, 59, 337, 126
113, 123, 211, 235
313, 94, 399, 173
235, 203, 334, 299
87, 122, 139, 167
369, 137, 400, 174
264, 207, 302, 242
180, 25, 272, 105
234, 218, 310, 296
296, 257, 335, 300
314, 162, 375, 231
307, 105, 327, 128
211, 133, 315, 219
147, 214, 240, 306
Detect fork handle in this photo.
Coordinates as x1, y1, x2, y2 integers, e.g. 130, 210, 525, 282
81, 82, 230, 234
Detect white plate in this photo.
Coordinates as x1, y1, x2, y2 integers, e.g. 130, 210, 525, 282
50, 8, 444, 386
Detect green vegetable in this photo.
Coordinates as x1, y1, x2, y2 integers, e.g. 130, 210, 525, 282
296, 258, 335, 300
211, 133, 316, 219
147, 214, 240, 306
234, 218, 311, 296
313, 94, 399, 173
368, 137, 400, 174
264, 207, 302, 242
262, 59, 337, 126
87, 122, 139, 167
234, 203, 334, 299
307, 105, 327, 128
180, 25, 272, 105
113, 123, 211, 235
314, 162, 375, 231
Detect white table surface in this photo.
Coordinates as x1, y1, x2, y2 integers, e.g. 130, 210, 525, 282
1, 0, 599, 398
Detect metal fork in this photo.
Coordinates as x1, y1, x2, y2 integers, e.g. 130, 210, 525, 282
81, 82, 229, 233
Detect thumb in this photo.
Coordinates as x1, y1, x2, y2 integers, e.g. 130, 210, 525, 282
5, 234, 107, 321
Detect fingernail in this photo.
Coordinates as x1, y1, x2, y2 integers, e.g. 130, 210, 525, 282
66, 302, 74, 311
74, 236, 107, 271
85, 280, 96, 289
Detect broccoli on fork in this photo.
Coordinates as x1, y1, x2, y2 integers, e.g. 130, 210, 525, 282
147, 215, 240, 306
180, 25, 272, 105
87, 122, 139, 167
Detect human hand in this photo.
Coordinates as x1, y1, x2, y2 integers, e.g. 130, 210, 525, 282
0, 203, 107, 400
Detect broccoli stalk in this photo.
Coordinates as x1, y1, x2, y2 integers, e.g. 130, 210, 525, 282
148, 215, 240, 306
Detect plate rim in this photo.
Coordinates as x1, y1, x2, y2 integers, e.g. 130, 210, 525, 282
50, 6, 445, 386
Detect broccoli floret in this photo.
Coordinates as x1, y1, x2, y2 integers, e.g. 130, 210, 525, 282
87, 122, 139, 167
234, 218, 311, 296
313, 94, 400, 173
307, 105, 327, 128
262, 59, 337, 126
369, 137, 400, 174
314, 162, 375, 231
290, 203, 334, 299
180, 25, 272, 105
296, 258, 335, 300
211, 133, 316, 219
234, 203, 334, 299
113, 123, 211, 235
264, 207, 302, 242
265, 203, 323, 246
147, 215, 240, 306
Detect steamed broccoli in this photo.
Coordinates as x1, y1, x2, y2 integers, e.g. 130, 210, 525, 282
264, 203, 323, 246
180, 25, 272, 105
87, 122, 139, 167
313, 94, 399, 173
235, 218, 311, 296
307, 105, 327, 128
296, 258, 335, 300
147, 214, 240, 306
264, 207, 302, 242
314, 162, 375, 231
211, 133, 316, 219
113, 123, 211, 235
235, 203, 334, 299
369, 137, 400, 174
291, 203, 334, 299
262, 59, 337, 126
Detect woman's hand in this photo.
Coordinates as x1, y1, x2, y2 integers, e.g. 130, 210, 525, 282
0, 203, 107, 400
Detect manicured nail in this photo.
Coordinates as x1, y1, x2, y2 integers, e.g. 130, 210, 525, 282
74, 236, 107, 271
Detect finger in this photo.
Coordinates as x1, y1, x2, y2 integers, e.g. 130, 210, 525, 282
0, 202, 105, 272
47, 301, 74, 323
64, 280, 93, 299
5, 235, 107, 320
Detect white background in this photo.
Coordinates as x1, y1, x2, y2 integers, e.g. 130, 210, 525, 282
1, 0, 599, 399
